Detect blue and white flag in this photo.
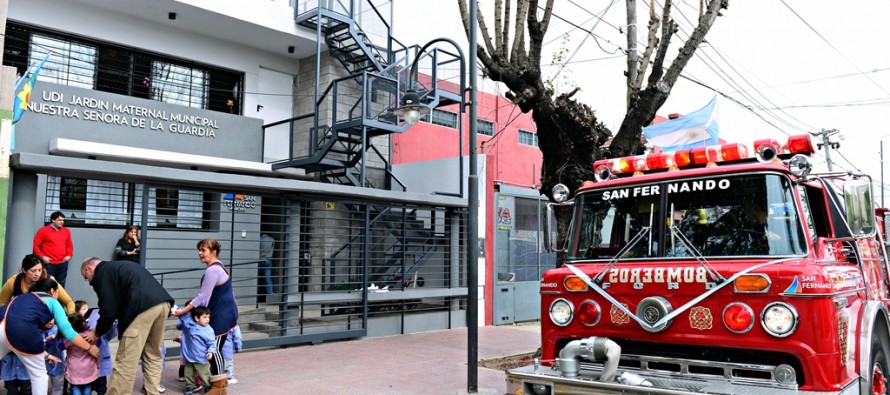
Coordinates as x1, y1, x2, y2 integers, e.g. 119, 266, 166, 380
643, 96, 719, 152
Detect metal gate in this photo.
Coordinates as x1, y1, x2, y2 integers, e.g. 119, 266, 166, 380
36, 173, 468, 350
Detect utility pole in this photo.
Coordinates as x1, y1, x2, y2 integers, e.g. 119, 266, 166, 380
810, 128, 841, 171
625, 0, 637, 109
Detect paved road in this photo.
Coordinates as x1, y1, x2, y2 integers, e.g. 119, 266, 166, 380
139, 322, 541, 395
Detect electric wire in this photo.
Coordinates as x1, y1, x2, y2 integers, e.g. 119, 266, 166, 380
779, 0, 890, 98
651, 1, 812, 132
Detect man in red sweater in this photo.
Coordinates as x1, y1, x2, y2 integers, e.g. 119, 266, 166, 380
33, 211, 74, 287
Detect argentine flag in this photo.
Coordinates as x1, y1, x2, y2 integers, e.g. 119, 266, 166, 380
643, 96, 719, 152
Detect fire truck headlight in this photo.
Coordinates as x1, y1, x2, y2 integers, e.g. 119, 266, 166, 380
552, 184, 569, 203
761, 302, 799, 337
549, 298, 574, 327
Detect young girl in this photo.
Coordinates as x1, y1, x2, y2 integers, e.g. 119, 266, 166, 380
83, 301, 117, 395
64, 314, 98, 395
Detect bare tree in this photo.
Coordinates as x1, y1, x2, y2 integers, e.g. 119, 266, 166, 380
458, 0, 727, 263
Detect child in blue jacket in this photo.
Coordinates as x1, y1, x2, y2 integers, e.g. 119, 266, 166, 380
44, 325, 65, 395
177, 306, 215, 395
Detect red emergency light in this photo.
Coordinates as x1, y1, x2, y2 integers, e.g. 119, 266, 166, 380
592, 133, 815, 181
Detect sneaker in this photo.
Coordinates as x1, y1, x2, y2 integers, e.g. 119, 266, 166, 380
158, 384, 166, 393
192, 385, 203, 393
177, 377, 185, 382
228, 378, 238, 384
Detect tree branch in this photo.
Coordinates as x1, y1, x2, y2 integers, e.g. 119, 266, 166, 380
634, 0, 660, 90
495, 0, 503, 54
460, 0, 499, 61
647, 0, 676, 87
511, 0, 530, 64
662, 0, 726, 87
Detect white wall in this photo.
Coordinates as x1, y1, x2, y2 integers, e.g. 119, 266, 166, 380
9, 0, 302, 126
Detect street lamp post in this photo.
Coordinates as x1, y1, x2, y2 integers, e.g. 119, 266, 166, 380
394, 24, 480, 392
467, 0, 479, 391
393, 38, 466, 198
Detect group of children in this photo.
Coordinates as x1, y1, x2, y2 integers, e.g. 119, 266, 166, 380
1, 301, 113, 395
1, 299, 242, 394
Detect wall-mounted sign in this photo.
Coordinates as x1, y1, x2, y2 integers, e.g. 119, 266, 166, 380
31, 91, 220, 138
222, 193, 257, 212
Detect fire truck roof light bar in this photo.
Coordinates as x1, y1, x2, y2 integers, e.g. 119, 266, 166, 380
591, 134, 815, 182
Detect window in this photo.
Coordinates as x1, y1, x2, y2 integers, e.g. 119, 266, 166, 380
5, 22, 244, 115
478, 119, 494, 136
519, 130, 538, 147
421, 108, 458, 129
45, 176, 212, 229
30, 33, 97, 89
150, 61, 209, 108
568, 174, 808, 260
58, 177, 87, 211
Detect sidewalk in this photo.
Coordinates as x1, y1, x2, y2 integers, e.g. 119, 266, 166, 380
144, 322, 541, 395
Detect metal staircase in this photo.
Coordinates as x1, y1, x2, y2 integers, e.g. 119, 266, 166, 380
322, 205, 444, 293
275, 0, 462, 191
271, 1, 462, 315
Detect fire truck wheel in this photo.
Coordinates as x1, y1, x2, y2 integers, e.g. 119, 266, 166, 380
870, 333, 890, 395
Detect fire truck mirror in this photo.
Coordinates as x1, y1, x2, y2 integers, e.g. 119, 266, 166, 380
843, 178, 876, 237
544, 202, 570, 254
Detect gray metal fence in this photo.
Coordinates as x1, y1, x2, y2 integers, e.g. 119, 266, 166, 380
39, 173, 468, 350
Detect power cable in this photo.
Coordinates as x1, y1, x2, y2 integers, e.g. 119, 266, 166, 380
654, 1, 813, 132
779, 0, 890, 98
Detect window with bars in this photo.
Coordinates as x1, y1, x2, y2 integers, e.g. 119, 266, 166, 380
478, 119, 494, 136
519, 129, 538, 147
421, 108, 458, 129
150, 61, 209, 108
47, 176, 213, 229
30, 33, 97, 89
5, 22, 243, 115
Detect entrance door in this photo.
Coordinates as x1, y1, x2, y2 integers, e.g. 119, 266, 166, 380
492, 194, 553, 324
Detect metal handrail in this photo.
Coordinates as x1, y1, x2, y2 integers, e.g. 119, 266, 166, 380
152, 259, 264, 287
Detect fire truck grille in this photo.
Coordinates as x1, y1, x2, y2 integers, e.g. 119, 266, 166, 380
645, 377, 708, 392
579, 352, 799, 390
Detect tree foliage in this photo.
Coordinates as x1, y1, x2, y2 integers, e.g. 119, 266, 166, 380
458, 0, 727, 263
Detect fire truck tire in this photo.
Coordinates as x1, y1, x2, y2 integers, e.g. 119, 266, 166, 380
869, 333, 890, 395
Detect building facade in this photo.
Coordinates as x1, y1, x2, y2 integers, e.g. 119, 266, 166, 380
4, 0, 477, 350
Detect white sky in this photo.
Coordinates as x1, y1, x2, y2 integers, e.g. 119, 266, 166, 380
392, 1, 890, 198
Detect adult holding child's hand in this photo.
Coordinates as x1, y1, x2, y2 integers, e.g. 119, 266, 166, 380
171, 239, 238, 394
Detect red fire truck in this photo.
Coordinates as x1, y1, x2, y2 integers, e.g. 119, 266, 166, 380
506, 134, 890, 394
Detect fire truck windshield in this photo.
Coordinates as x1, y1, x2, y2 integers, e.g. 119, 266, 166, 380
569, 173, 808, 260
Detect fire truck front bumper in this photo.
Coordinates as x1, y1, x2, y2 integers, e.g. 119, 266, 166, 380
505, 364, 861, 395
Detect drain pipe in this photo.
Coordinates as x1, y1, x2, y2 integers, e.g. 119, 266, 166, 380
557, 337, 621, 381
